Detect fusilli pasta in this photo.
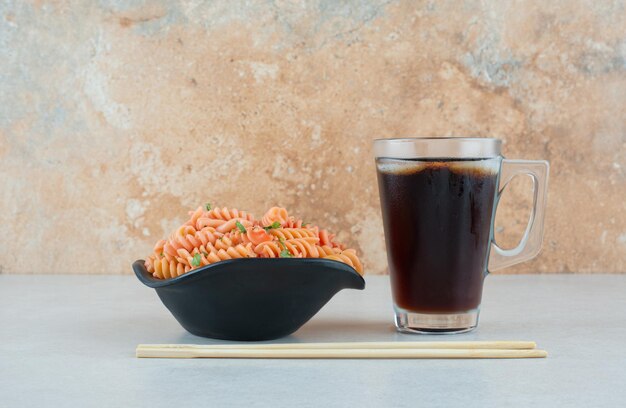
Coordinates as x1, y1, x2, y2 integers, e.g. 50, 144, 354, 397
144, 205, 364, 278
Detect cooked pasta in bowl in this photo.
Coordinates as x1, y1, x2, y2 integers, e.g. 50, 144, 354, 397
133, 205, 365, 341
144, 205, 363, 278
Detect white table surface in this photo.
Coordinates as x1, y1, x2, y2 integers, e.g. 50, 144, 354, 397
1, 274, 625, 407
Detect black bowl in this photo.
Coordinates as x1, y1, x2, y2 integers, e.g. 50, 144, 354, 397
132, 258, 365, 341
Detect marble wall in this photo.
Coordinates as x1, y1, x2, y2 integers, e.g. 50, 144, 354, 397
1, 0, 624, 275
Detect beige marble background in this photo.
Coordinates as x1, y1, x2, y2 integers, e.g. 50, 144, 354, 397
0, 0, 624, 275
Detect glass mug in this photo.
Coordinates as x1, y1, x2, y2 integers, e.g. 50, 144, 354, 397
374, 138, 549, 333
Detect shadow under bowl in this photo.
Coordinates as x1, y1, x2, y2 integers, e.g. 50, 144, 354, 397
132, 258, 365, 341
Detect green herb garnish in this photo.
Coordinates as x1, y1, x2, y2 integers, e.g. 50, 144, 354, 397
235, 220, 247, 233
191, 253, 202, 267
205, 202, 212, 211
278, 237, 293, 257
263, 221, 281, 231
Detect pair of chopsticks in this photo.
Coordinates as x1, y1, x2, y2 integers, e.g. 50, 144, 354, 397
136, 341, 547, 359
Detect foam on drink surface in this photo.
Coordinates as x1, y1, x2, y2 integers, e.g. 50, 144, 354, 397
376, 158, 500, 176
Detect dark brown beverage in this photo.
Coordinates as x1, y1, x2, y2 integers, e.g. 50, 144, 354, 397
376, 158, 499, 313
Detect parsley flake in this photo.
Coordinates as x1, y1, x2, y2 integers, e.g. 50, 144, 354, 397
191, 253, 202, 267
263, 221, 281, 231
205, 202, 212, 211
278, 238, 293, 257
235, 220, 247, 233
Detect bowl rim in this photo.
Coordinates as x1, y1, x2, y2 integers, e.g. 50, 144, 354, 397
132, 258, 364, 289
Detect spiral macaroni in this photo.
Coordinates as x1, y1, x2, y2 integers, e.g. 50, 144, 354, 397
269, 228, 318, 241
144, 205, 364, 278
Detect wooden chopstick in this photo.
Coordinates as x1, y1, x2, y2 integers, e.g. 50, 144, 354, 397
136, 341, 547, 359
139, 340, 536, 350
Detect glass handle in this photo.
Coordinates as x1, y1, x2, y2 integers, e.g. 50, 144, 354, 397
489, 159, 550, 271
